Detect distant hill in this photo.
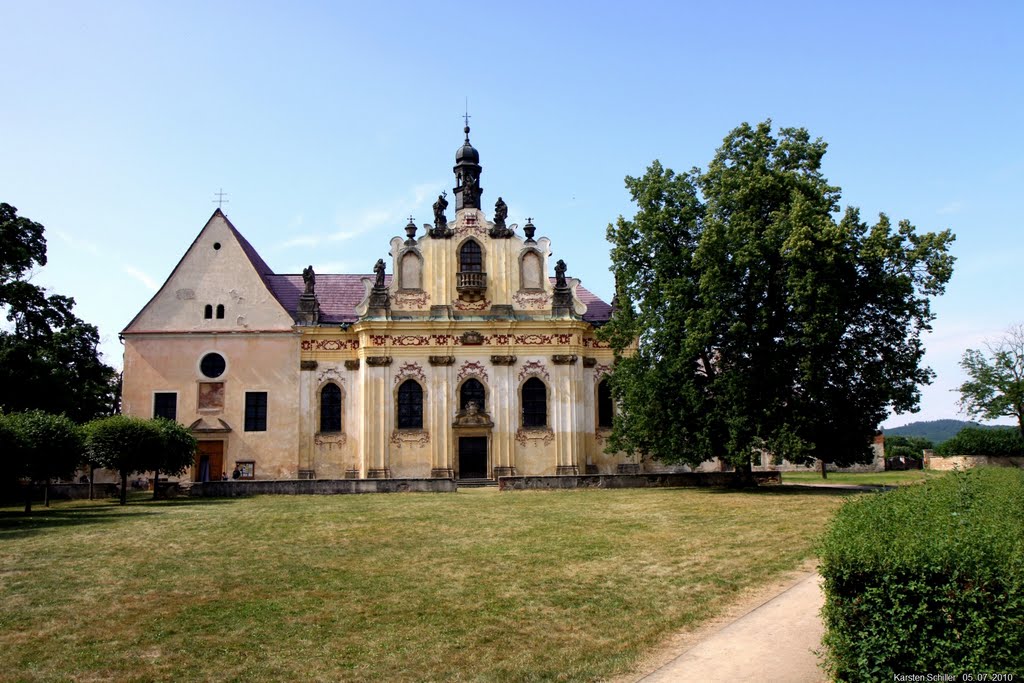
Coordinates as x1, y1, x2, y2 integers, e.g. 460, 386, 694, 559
884, 419, 1012, 445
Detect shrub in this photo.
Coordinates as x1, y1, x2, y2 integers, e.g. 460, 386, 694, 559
883, 435, 932, 459
936, 426, 1024, 456
818, 468, 1024, 680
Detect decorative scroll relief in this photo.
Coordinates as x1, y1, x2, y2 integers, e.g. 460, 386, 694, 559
392, 290, 430, 309
393, 362, 427, 386
453, 298, 491, 311
456, 361, 489, 383
515, 427, 554, 447
514, 333, 574, 345
512, 290, 551, 310
317, 367, 346, 387
582, 338, 610, 349
314, 433, 348, 449
593, 363, 612, 379
302, 339, 360, 351
390, 430, 431, 448
454, 211, 488, 238
518, 360, 550, 383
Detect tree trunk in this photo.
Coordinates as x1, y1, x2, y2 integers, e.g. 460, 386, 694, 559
152, 468, 160, 500
119, 470, 128, 505
88, 464, 94, 500
24, 481, 33, 514
820, 459, 828, 479
44, 478, 50, 507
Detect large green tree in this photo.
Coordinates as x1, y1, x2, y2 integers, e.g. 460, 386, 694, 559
0, 410, 84, 512
601, 121, 955, 478
150, 418, 198, 500
0, 203, 118, 421
956, 324, 1024, 437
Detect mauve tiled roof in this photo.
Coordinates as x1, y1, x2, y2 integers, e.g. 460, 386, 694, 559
263, 274, 611, 324
267, 274, 392, 323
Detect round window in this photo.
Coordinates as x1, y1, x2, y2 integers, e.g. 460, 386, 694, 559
200, 352, 226, 378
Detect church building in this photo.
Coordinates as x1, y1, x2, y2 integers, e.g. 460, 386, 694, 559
120, 126, 632, 482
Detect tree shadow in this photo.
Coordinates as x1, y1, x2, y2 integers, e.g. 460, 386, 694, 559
699, 485, 872, 498
0, 497, 235, 539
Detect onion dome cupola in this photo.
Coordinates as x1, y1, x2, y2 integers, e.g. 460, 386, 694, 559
453, 125, 482, 211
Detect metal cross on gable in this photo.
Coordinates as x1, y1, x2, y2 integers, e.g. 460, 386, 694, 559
463, 99, 471, 128
213, 188, 229, 209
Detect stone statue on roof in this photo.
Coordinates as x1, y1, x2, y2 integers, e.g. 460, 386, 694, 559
373, 258, 386, 289
493, 197, 507, 228
554, 259, 568, 289
433, 192, 449, 230
302, 265, 316, 295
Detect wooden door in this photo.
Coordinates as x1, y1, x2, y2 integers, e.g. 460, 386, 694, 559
195, 441, 224, 482
458, 437, 488, 479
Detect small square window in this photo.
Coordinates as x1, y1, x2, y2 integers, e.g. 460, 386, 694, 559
245, 392, 267, 431
154, 392, 177, 420
234, 461, 255, 480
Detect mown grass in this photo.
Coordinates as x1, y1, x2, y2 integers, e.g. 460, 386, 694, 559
0, 487, 856, 682
781, 469, 946, 487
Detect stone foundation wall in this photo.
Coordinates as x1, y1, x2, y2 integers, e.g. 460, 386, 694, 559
189, 478, 457, 497
924, 454, 1024, 471
498, 471, 781, 491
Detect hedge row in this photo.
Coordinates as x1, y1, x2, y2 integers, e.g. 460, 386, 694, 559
818, 468, 1024, 680
936, 426, 1024, 456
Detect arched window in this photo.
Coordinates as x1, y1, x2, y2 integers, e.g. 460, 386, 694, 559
520, 250, 543, 289
320, 383, 342, 433
216, 304, 225, 319
597, 379, 613, 428
460, 378, 485, 411
522, 377, 547, 428
397, 380, 423, 429
204, 304, 213, 319
460, 240, 482, 273
400, 252, 422, 289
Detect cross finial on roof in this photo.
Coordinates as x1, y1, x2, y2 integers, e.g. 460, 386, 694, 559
463, 98, 471, 128
213, 188, 229, 209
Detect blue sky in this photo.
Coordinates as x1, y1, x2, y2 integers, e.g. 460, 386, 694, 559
2, 1, 1021, 428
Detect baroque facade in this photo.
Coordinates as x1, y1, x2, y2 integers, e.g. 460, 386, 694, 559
121, 126, 631, 481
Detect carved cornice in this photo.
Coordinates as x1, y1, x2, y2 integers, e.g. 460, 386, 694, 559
344, 359, 360, 370
461, 330, 484, 345
365, 356, 393, 367
429, 355, 457, 366
582, 357, 597, 368
300, 360, 318, 371
552, 354, 578, 365
490, 355, 517, 366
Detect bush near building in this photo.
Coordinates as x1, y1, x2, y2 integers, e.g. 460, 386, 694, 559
935, 426, 1024, 456
818, 468, 1024, 681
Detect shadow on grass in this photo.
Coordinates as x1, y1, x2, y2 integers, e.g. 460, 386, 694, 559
0, 497, 235, 539
699, 485, 870, 498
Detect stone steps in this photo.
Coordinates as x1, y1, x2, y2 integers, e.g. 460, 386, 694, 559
457, 478, 498, 489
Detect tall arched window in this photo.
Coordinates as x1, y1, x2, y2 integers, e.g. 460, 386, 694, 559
397, 380, 423, 429
522, 377, 547, 428
460, 378, 486, 411
204, 304, 213, 319
460, 240, 482, 273
320, 383, 342, 432
215, 304, 225, 319
597, 379, 613, 428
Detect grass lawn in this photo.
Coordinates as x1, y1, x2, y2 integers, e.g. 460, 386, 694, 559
0, 487, 857, 682
781, 469, 946, 487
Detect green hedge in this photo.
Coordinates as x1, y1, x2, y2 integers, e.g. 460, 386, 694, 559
818, 468, 1024, 680
936, 427, 1024, 456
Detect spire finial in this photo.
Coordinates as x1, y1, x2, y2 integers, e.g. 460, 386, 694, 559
463, 99, 471, 141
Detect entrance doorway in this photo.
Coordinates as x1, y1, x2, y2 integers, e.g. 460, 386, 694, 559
458, 436, 488, 479
195, 441, 224, 482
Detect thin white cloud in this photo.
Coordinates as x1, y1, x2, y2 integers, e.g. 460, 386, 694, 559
123, 265, 158, 291
54, 230, 102, 256
937, 201, 964, 215
278, 235, 322, 248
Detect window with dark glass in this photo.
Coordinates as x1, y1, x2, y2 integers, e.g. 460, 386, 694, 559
522, 378, 547, 428
460, 378, 486, 411
459, 240, 482, 272
597, 379, 613, 428
397, 380, 423, 429
200, 352, 226, 378
153, 392, 177, 421
216, 304, 225, 319
204, 304, 213, 319
320, 383, 342, 432
244, 392, 267, 431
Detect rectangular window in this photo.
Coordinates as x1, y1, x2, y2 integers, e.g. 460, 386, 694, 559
234, 461, 255, 480
244, 392, 268, 432
153, 392, 177, 420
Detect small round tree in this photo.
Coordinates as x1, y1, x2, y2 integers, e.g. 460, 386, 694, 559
84, 415, 161, 505
1, 410, 84, 512
150, 418, 197, 499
